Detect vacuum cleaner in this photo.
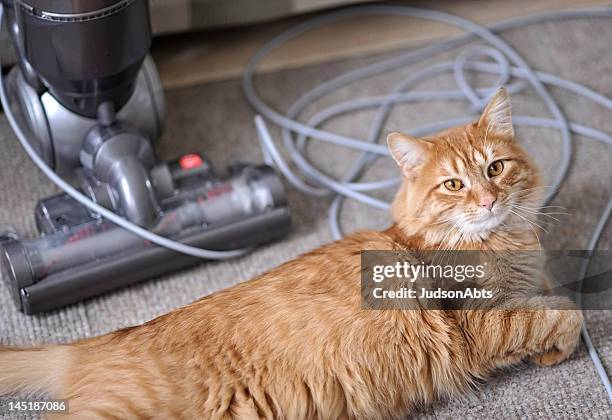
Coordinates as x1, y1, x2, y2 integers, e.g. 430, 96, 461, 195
0, 0, 291, 314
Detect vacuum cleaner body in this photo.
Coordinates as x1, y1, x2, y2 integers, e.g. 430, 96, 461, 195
0, 0, 291, 313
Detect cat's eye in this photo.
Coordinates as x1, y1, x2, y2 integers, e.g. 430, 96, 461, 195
443, 179, 463, 191
487, 160, 504, 177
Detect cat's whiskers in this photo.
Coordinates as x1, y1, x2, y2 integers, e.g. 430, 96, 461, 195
514, 209, 570, 217
513, 206, 551, 228
512, 203, 568, 212
507, 185, 554, 197
433, 217, 474, 264
509, 209, 543, 250
511, 208, 549, 233
512, 205, 564, 223
433, 214, 481, 265
504, 186, 554, 207
435, 220, 460, 253
498, 194, 567, 221
513, 203, 566, 210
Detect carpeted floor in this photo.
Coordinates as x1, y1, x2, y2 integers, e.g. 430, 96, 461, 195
1, 15, 611, 419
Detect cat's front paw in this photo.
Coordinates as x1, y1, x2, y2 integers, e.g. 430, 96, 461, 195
530, 310, 582, 367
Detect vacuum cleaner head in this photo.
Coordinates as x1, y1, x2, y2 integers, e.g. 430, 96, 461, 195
1, 159, 291, 314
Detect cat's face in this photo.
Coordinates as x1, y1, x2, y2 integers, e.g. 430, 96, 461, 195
388, 88, 541, 244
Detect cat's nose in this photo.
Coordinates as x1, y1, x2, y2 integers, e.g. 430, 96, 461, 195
480, 195, 496, 211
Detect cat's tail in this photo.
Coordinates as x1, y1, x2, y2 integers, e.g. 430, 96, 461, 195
0, 344, 72, 397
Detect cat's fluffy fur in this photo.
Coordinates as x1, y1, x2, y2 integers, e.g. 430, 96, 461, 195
0, 88, 582, 419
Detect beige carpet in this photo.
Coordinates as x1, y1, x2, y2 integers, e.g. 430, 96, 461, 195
0, 14, 611, 419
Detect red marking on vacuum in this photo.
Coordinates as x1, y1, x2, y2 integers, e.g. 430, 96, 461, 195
67, 224, 95, 243
179, 154, 204, 169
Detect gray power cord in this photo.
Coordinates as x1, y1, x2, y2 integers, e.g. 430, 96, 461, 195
244, 5, 612, 400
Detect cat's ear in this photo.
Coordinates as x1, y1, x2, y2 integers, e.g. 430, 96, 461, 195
387, 132, 431, 174
478, 87, 514, 139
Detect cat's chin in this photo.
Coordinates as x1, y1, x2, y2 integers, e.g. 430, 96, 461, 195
462, 208, 510, 239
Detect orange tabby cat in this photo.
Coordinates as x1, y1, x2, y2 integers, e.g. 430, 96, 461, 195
0, 88, 582, 419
